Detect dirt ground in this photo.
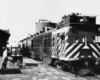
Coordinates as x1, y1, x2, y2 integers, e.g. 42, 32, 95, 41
0, 57, 92, 80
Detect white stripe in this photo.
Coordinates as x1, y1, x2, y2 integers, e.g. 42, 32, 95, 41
52, 35, 58, 58
82, 45, 89, 49
52, 47, 54, 54
58, 41, 62, 50
76, 40, 78, 43
58, 38, 61, 46
82, 38, 85, 42
52, 47, 55, 55
64, 43, 76, 55
93, 40, 95, 43
52, 48, 57, 57
55, 35, 59, 48
93, 52, 98, 58
62, 42, 66, 55
95, 36, 98, 42
89, 44, 100, 55
58, 44, 61, 53
60, 42, 65, 55
74, 52, 80, 58
52, 36, 56, 57
97, 44, 100, 48
64, 40, 78, 54
93, 40, 96, 43
55, 35, 57, 44
58, 42, 64, 56
98, 36, 100, 42
54, 38, 57, 48
65, 36, 68, 42
66, 44, 83, 58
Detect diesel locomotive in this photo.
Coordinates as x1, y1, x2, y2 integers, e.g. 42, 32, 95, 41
19, 13, 100, 76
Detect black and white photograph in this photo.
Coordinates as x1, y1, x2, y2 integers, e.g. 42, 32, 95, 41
0, 0, 100, 80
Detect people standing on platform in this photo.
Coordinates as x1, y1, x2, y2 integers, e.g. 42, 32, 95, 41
1, 46, 8, 69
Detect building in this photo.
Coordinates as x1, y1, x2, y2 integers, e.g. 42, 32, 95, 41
36, 19, 56, 33
0, 29, 10, 56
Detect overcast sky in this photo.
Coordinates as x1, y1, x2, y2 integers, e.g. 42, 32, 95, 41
0, 0, 100, 43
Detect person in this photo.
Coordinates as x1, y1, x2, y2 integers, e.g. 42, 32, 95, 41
1, 46, 8, 69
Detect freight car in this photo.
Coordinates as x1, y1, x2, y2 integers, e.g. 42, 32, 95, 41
19, 13, 100, 76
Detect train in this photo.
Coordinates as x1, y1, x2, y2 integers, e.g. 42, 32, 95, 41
19, 13, 100, 76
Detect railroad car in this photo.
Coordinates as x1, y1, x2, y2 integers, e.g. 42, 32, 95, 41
19, 13, 100, 76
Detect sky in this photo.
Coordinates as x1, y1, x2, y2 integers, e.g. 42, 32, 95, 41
0, 0, 100, 45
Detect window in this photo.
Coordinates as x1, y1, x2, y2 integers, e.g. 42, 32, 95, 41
78, 36, 93, 43
95, 36, 100, 43
22, 44, 26, 49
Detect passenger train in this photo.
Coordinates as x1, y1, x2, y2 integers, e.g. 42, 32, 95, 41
19, 13, 100, 76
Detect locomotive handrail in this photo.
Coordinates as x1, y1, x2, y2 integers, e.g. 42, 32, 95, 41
39, 19, 50, 23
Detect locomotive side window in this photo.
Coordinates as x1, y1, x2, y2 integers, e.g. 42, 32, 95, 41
98, 36, 100, 43
95, 36, 100, 43
22, 44, 25, 48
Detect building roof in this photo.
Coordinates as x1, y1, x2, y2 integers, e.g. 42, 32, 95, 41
0, 29, 10, 35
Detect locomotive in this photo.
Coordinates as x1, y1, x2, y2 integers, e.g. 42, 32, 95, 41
19, 13, 100, 76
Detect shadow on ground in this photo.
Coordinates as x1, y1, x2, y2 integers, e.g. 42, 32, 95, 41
21, 63, 38, 69
79, 72, 97, 77
0, 69, 22, 74
25, 63, 38, 66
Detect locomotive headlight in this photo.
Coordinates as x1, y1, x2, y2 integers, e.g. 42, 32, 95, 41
81, 55, 84, 58
84, 61, 88, 66
80, 19, 84, 22
88, 55, 91, 57
95, 61, 99, 65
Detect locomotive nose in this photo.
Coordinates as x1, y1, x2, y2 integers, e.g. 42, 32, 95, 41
79, 49, 93, 58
